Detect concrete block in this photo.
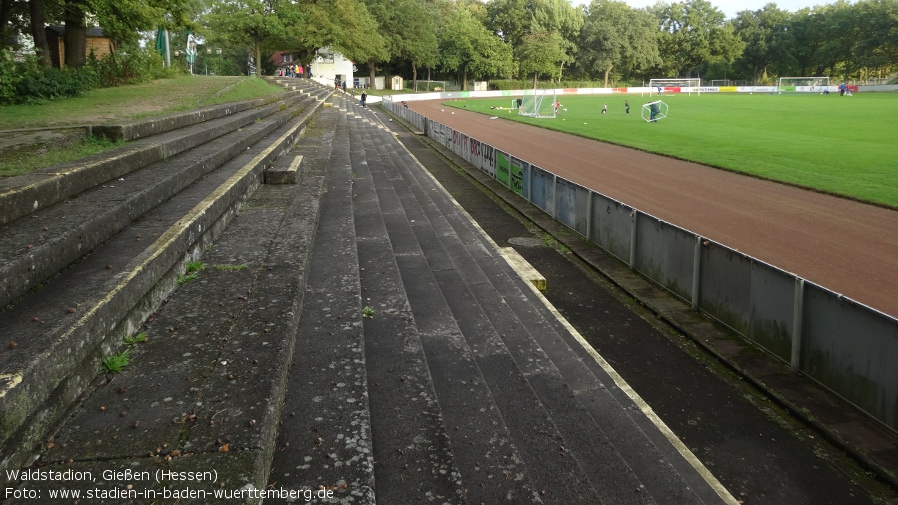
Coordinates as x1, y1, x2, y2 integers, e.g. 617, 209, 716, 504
266, 154, 302, 184
500, 247, 547, 291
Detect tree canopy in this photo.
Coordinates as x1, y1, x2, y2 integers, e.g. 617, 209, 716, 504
2, 0, 896, 85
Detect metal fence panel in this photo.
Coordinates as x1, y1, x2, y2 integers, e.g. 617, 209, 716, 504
555, 178, 589, 236
589, 194, 632, 262
496, 150, 511, 187
748, 262, 795, 362
634, 215, 696, 302
699, 242, 751, 335
530, 165, 553, 214
481, 144, 496, 178
510, 157, 527, 197
412, 113, 898, 433
802, 284, 898, 431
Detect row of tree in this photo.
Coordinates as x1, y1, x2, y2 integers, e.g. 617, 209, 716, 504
3, 0, 896, 88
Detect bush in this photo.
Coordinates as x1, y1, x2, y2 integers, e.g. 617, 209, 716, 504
0, 49, 24, 104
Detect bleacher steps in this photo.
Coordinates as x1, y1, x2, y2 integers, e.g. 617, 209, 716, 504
0, 84, 332, 476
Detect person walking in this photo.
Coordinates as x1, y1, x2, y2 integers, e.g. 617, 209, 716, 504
360, 91, 368, 108
625, 100, 630, 115
601, 103, 608, 114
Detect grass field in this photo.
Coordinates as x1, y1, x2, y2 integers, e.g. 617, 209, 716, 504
446, 92, 898, 208
0, 76, 285, 177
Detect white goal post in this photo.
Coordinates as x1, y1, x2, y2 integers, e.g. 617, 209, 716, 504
649, 78, 701, 96
776, 76, 830, 93
414, 80, 447, 92
641, 100, 668, 122
518, 89, 558, 118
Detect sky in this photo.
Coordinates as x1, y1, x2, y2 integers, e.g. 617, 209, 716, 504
573, 0, 827, 19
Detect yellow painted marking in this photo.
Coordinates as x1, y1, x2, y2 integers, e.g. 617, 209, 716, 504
0, 373, 23, 398
499, 247, 546, 291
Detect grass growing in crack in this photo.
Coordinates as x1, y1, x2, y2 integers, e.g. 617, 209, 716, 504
123, 332, 148, 346
362, 306, 375, 318
214, 263, 248, 271
177, 261, 204, 284
99, 348, 133, 374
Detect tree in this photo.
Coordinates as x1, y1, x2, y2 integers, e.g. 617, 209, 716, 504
440, 6, 513, 89
386, 0, 439, 90
853, 0, 898, 81
530, 0, 583, 80
206, 0, 292, 76
732, 4, 793, 83
578, 0, 660, 86
652, 0, 742, 77
30, 0, 51, 66
517, 30, 568, 85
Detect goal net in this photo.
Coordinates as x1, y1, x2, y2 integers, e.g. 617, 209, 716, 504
776, 76, 830, 93
518, 89, 558, 118
649, 78, 701, 96
641, 100, 668, 122
415, 80, 447, 92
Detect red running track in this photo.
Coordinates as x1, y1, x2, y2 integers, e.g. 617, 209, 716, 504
408, 100, 898, 319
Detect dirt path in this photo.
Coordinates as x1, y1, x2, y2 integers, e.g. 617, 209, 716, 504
409, 100, 898, 319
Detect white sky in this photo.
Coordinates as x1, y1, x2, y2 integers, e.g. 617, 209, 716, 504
573, 0, 828, 19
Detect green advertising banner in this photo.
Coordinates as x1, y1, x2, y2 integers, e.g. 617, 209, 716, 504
496, 151, 510, 187
509, 157, 526, 197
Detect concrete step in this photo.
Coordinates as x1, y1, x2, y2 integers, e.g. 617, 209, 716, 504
348, 102, 602, 504
340, 97, 465, 504
0, 96, 326, 474
389, 135, 728, 503
0, 89, 328, 228
384, 131, 731, 503
360, 103, 730, 503
265, 101, 376, 503
0, 93, 324, 310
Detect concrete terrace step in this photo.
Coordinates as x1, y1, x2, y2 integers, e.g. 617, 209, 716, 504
0, 92, 328, 310
386, 133, 724, 504
266, 101, 375, 504
355, 104, 608, 504
0, 91, 331, 475
347, 98, 731, 503
0, 87, 326, 228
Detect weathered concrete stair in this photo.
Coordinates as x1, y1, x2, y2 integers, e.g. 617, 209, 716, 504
0, 80, 334, 478
266, 95, 735, 504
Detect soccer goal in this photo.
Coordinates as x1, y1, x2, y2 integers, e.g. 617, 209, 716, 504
649, 78, 701, 96
518, 89, 557, 118
641, 100, 668, 122
415, 80, 447, 92
776, 76, 830, 93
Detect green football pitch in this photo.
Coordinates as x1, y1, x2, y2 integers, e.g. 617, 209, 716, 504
445, 92, 898, 208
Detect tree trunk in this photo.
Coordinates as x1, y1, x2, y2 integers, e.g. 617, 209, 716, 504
462, 67, 468, 90
558, 60, 564, 83
412, 62, 417, 92
63, 1, 86, 68
254, 41, 261, 77
29, 0, 51, 66
532, 72, 537, 89
369, 61, 376, 89
603, 63, 614, 88
1, 0, 14, 50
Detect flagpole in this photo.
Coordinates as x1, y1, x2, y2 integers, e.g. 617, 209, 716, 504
165, 30, 171, 67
